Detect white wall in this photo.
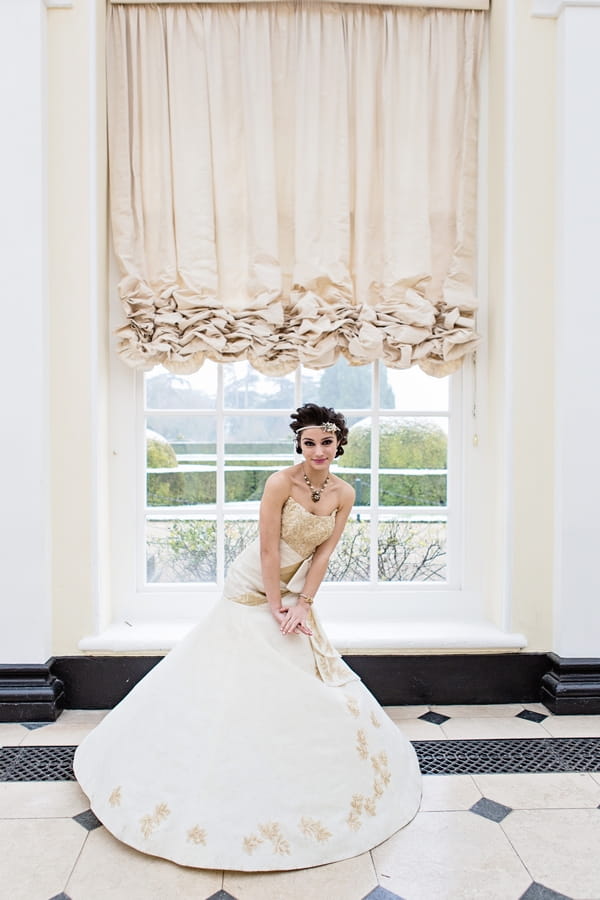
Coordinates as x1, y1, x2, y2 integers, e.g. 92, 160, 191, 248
0, 0, 51, 663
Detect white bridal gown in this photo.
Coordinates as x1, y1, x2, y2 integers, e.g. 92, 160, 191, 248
74, 497, 422, 871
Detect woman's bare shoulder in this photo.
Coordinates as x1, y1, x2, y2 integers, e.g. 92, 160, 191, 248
263, 467, 297, 499
335, 476, 356, 506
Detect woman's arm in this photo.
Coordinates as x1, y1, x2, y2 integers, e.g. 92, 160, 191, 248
258, 471, 290, 613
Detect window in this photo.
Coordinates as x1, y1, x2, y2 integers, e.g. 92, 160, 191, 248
142, 358, 455, 592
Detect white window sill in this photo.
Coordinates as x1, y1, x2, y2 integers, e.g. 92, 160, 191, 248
78, 620, 527, 654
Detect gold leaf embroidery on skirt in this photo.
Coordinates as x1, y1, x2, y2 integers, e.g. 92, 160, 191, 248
371, 751, 391, 786
243, 834, 263, 855
364, 797, 377, 816
258, 821, 291, 856
108, 786, 122, 807
187, 825, 207, 845
345, 696, 360, 718
356, 729, 369, 760
140, 803, 171, 839
300, 816, 332, 842
370, 711, 381, 728
347, 809, 362, 831
351, 794, 364, 814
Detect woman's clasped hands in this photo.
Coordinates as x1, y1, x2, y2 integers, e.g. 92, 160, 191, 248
270, 601, 313, 636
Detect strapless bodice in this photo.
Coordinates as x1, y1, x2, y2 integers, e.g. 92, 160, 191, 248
280, 496, 337, 558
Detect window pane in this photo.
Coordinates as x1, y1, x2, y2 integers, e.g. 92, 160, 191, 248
146, 424, 216, 507
147, 415, 216, 450
225, 516, 259, 569
378, 416, 447, 507
224, 414, 292, 503
325, 516, 370, 582
145, 364, 218, 409
377, 519, 447, 582
146, 517, 217, 583
380, 366, 449, 411
337, 424, 371, 507
301, 358, 372, 415
224, 361, 295, 409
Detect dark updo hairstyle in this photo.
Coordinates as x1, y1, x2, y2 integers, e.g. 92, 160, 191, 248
289, 403, 349, 458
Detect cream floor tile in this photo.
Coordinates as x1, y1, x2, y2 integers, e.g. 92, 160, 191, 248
0, 781, 90, 818
591, 772, 600, 785
503, 809, 600, 898
0, 723, 27, 746
20, 725, 98, 746
67, 826, 222, 900
539, 714, 600, 737
440, 716, 550, 740
420, 775, 482, 812
394, 719, 446, 741
54, 709, 109, 726
224, 852, 377, 900
430, 704, 525, 718
383, 705, 430, 719
0, 817, 86, 900
372, 810, 531, 900
472, 772, 600, 810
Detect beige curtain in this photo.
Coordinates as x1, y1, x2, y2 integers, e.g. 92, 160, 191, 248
108, 3, 485, 376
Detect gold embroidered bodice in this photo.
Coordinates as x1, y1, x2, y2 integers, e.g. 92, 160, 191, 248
281, 496, 337, 559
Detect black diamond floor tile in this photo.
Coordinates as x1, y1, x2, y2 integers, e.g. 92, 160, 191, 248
519, 883, 573, 900
363, 887, 405, 900
48, 894, 72, 900
206, 892, 239, 900
470, 796, 512, 823
517, 709, 548, 724
73, 809, 102, 831
22, 722, 51, 731
419, 711, 450, 725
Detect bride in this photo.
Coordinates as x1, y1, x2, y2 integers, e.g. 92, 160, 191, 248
74, 403, 422, 871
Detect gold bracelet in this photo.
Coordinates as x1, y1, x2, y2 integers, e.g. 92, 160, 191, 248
299, 593, 314, 605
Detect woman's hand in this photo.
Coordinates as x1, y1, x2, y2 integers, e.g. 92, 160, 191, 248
270, 602, 313, 636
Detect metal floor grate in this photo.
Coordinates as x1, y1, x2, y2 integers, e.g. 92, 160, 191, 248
0, 746, 76, 782
414, 738, 600, 775
1, 739, 599, 782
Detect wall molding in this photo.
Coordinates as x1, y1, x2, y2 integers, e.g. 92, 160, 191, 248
3, 654, 597, 721
0, 665, 64, 723
52, 652, 551, 710
541, 653, 600, 714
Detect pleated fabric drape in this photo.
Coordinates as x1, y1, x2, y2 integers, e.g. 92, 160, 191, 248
107, 3, 485, 376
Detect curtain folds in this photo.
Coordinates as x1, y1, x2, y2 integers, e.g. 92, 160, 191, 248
107, 3, 485, 376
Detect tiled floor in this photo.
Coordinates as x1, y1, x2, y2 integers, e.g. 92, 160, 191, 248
1, 705, 600, 900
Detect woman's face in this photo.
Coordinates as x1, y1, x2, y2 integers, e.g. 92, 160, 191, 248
299, 427, 339, 471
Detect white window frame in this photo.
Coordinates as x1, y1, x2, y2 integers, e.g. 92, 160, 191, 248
107, 337, 486, 624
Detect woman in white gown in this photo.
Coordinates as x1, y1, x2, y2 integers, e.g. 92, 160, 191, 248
74, 404, 422, 871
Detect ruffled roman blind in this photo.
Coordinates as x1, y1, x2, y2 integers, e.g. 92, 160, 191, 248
107, 2, 485, 376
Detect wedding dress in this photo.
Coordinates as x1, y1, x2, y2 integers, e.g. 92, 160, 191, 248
74, 496, 421, 871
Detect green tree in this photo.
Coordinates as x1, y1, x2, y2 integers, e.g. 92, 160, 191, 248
343, 418, 447, 506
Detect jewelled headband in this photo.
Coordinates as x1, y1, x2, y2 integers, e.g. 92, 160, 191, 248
295, 422, 339, 434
